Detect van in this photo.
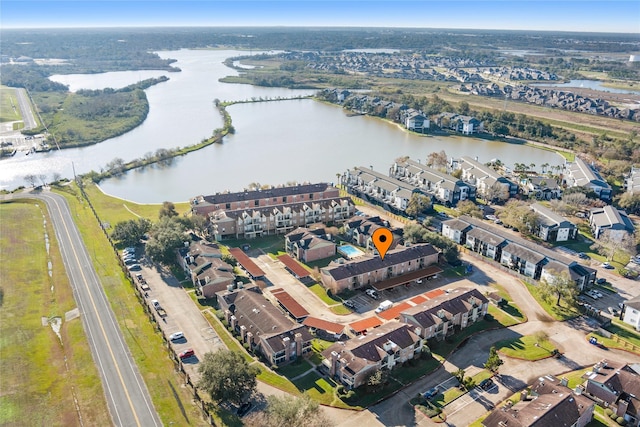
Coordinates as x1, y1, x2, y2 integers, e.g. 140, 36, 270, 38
375, 300, 393, 313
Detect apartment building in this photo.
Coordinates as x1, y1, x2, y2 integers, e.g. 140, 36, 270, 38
456, 156, 518, 200
564, 157, 612, 201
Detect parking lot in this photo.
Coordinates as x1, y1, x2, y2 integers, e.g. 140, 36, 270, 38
125, 248, 226, 381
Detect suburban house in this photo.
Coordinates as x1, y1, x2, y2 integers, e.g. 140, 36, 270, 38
285, 227, 336, 263
483, 375, 594, 427
342, 167, 421, 214
520, 176, 562, 200
625, 166, 640, 194
564, 157, 612, 201
584, 359, 640, 426
399, 288, 488, 341
206, 198, 354, 240
441, 216, 596, 290
343, 215, 401, 251
456, 156, 518, 200
320, 243, 440, 294
218, 288, 313, 366
435, 112, 483, 134
322, 321, 424, 389
530, 203, 578, 242
177, 241, 235, 298
589, 206, 635, 241
621, 294, 640, 331
390, 157, 476, 206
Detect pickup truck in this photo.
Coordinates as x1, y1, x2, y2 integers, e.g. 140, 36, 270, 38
151, 299, 167, 317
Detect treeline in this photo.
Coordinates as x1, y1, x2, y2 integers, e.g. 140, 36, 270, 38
1, 65, 69, 92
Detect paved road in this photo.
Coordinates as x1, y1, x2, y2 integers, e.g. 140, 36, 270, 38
15, 88, 37, 130
3, 190, 161, 427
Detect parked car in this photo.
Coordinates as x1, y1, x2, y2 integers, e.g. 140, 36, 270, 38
127, 264, 142, 271
343, 300, 356, 309
236, 402, 253, 417
179, 349, 195, 360
124, 258, 138, 265
594, 290, 603, 298
578, 252, 590, 260
365, 289, 379, 299
152, 299, 161, 309
169, 331, 184, 341
422, 388, 439, 400
596, 278, 606, 285
479, 378, 494, 390
607, 307, 619, 316
618, 302, 625, 309
601, 262, 614, 269
124, 247, 136, 253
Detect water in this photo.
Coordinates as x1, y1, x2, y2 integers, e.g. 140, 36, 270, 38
532, 79, 640, 95
2, 49, 565, 202
99, 98, 564, 203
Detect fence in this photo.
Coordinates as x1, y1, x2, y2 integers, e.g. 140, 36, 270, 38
76, 181, 219, 425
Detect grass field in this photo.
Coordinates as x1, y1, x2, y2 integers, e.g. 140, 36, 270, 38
525, 282, 580, 321
0, 200, 111, 426
54, 187, 210, 426
0, 87, 22, 122
495, 335, 557, 360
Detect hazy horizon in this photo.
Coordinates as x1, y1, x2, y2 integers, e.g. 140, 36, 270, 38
2, 1, 639, 34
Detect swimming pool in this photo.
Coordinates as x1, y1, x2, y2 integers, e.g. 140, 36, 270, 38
337, 244, 365, 259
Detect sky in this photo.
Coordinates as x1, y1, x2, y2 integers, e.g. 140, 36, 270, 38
1, 1, 639, 33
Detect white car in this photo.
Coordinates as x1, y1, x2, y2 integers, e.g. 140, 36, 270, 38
366, 289, 379, 299
169, 332, 184, 341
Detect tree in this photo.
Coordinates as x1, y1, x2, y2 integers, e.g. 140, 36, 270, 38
366, 369, 388, 392
618, 192, 640, 215
538, 271, 578, 307
145, 216, 188, 264
111, 218, 151, 246
24, 174, 37, 187
405, 193, 431, 217
484, 346, 504, 373
158, 201, 178, 218
456, 200, 483, 219
498, 200, 541, 236
197, 349, 259, 406
483, 183, 508, 203
591, 230, 636, 262
244, 394, 331, 427
426, 150, 448, 169
453, 368, 465, 384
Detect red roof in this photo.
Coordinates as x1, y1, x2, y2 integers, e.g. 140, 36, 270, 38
277, 254, 311, 278
424, 289, 446, 300
228, 248, 265, 278
411, 295, 428, 304
271, 289, 309, 320
303, 317, 345, 335
377, 302, 412, 321
348, 317, 383, 333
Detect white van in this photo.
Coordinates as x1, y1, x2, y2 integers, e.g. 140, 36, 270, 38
375, 300, 393, 313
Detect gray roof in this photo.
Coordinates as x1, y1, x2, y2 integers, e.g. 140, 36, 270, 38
354, 166, 415, 194
460, 156, 504, 182
323, 243, 438, 281
443, 218, 473, 232
197, 183, 333, 205
565, 157, 610, 189
590, 205, 635, 232
625, 294, 640, 310
503, 242, 546, 264
401, 158, 469, 191
467, 227, 506, 247
531, 203, 575, 229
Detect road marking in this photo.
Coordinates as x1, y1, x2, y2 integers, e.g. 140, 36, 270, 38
46, 194, 146, 427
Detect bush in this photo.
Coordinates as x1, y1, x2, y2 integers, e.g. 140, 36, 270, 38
610, 411, 618, 419
605, 409, 614, 417
484, 313, 494, 321
336, 385, 345, 395
616, 417, 626, 425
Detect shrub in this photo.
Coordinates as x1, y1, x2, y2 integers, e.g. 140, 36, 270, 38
484, 313, 494, 321
616, 417, 626, 425
605, 409, 614, 417
336, 385, 345, 395
610, 411, 618, 419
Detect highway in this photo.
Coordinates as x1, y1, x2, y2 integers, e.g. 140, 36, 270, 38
3, 191, 161, 427
15, 88, 37, 130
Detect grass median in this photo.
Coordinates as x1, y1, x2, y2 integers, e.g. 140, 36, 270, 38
0, 200, 110, 426
495, 335, 558, 361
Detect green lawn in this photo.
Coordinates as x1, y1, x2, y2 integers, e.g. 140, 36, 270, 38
390, 355, 440, 384
0, 200, 111, 426
292, 372, 354, 409
308, 283, 342, 305
488, 305, 521, 327
587, 333, 640, 356
277, 359, 313, 378
525, 282, 580, 321
471, 369, 492, 384
495, 335, 557, 360
0, 87, 22, 122
608, 320, 640, 348
562, 368, 590, 388
429, 318, 503, 358
223, 235, 284, 253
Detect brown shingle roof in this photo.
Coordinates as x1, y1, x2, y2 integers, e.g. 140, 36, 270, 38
348, 317, 383, 333
228, 247, 265, 278
277, 254, 311, 278
271, 289, 309, 320
303, 317, 345, 335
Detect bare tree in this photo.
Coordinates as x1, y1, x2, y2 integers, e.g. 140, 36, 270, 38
426, 150, 448, 169
591, 230, 636, 262
24, 174, 37, 187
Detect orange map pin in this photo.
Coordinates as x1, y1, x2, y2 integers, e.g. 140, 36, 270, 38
372, 227, 393, 260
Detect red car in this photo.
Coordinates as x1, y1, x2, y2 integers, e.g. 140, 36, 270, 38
179, 349, 194, 360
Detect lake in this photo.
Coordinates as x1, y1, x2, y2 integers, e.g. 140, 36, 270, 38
532, 79, 640, 95
1, 49, 565, 202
